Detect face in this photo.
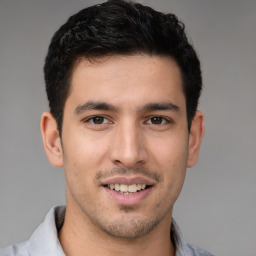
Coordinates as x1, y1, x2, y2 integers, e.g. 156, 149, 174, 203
42, 54, 204, 239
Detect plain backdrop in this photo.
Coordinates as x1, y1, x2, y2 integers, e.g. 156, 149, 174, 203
0, 0, 255, 255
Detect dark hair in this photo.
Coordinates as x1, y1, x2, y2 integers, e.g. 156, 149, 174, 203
44, 0, 202, 134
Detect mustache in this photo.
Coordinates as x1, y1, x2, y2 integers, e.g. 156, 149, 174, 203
95, 166, 162, 183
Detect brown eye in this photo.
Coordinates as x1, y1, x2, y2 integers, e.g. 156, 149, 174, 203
91, 116, 105, 124
150, 116, 163, 125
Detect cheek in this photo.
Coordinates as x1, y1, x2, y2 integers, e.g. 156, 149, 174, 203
150, 133, 189, 170
61, 133, 112, 197
63, 130, 110, 170
62, 138, 102, 200
149, 133, 188, 192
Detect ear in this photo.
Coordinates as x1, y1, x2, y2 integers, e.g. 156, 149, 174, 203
187, 110, 205, 168
40, 112, 64, 167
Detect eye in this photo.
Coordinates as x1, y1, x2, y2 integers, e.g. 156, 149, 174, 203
146, 116, 169, 125
82, 115, 113, 130
87, 116, 109, 125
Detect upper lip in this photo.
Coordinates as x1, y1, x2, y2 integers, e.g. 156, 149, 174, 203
100, 176, 156, 186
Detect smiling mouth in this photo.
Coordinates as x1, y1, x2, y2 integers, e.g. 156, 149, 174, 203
104, 183, 151, 194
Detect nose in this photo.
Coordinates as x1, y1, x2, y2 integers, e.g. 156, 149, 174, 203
110, 121, 148, 168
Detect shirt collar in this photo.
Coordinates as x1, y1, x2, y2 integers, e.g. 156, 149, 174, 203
28, 206, 66, 256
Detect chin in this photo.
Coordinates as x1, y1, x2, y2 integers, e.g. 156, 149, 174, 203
95, 214, 163, 239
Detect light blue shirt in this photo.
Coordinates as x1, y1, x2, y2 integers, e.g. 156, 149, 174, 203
0, 206, 213, 256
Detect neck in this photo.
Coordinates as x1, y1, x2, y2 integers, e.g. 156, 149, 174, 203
59, 203, 175, 256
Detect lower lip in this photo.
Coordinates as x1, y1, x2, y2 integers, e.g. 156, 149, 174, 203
103, 187, 152, 206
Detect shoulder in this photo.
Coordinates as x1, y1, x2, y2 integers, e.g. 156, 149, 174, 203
171, 218, 214, 256
0, 206, 66, 256
0, 241, 29, 256
186, 243, 214, 256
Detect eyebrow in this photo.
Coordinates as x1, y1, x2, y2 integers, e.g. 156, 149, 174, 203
75, 101, 117, 115
74, 101, 180, 115
141, 102, 180, 112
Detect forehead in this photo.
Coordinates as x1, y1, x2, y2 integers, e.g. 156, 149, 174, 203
67, 54, 185, 111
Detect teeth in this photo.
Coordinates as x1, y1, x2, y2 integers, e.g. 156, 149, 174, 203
114, 184, 119, 191
107, 183, 147, 193
120, 184, 128, 192
128, 184, 137, 193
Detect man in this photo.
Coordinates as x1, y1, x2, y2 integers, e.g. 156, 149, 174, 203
0, 1, 213, 255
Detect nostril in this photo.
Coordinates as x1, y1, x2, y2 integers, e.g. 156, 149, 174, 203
113, 159, 122, 165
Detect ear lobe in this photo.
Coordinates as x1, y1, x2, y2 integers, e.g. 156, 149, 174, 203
40, 112, 64, 167
187, 110, 204, 168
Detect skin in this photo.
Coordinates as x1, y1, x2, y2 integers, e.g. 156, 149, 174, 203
41, 54, 204, 256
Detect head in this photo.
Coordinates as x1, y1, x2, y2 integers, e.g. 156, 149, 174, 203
41, 0, 204, 242
44, 0, 202, 136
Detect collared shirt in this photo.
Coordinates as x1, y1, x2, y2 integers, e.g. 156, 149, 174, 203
0, 206, 213, 256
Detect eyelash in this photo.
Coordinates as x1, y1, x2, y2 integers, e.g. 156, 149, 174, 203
84, 115, 171, 126
85, 116, 111, 125
145, 116, 171, 125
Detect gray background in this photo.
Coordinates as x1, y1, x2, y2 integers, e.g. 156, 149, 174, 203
0, 0, 255, 255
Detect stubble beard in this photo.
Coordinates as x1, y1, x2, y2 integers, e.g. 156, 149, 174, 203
75, 166, 173, 240
85, 201, 173, 240
91, 167, 168, 239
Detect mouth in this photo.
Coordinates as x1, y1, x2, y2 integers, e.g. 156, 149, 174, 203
101, 176, 154, 205
104, 183, 151, 195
